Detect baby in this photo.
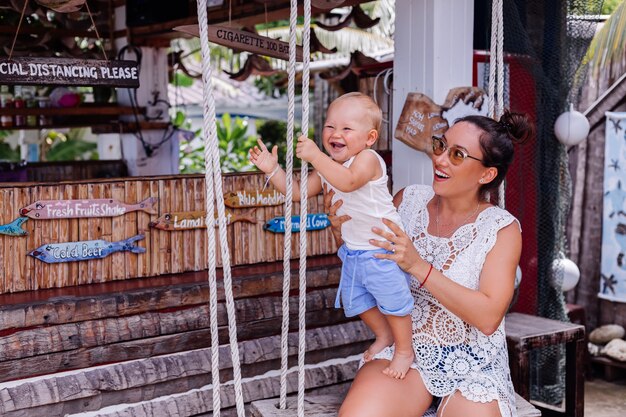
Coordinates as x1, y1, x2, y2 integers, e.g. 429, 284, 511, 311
249, 92, 414, 379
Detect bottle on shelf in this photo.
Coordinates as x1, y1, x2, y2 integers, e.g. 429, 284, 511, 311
24, 90, 37, 128
0, 85, 14, 128
13, 86, 25, 128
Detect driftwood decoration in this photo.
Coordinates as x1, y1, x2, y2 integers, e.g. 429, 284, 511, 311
310, 29, 337, 54
0, 57, 140, 87
174, 24, 304, 62
320, 51, 380, 82
20, 197, 157, 219
312, 0, 347, 10
224, 54, 282, 81
149, 209, 258, 231
35, 0, 86, 13
395, 87, 486, 152
316, 5, 380, 32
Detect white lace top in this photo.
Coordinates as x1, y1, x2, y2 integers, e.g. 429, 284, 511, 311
374, 184, 519, 417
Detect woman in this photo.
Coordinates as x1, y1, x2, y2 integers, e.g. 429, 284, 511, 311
325, 110, 533, 417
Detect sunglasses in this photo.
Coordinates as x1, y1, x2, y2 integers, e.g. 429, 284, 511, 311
431, 136, 485, 166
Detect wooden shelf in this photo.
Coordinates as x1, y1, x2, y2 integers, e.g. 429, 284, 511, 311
1, 105, 141, 117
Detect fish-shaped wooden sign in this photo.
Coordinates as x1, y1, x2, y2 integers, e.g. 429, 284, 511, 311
263, 214, 330, 233
28, 235, 146, 264
223, 189, 285, 208
149, 209, 258, 231
0, 217, 29, 236
20, 197, 157, 219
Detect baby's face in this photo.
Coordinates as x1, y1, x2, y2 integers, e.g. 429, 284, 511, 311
322, 98, 376, 163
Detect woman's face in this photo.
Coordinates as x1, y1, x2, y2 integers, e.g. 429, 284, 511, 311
431, 121, 492, 197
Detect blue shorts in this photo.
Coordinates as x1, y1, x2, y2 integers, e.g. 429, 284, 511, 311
335, 244, 414, 318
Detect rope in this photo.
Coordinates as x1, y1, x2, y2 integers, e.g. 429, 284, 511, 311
279, 0, 298, 409
488, 0, 506, 208
297, 1, 311, 415
196, 0, 245, 415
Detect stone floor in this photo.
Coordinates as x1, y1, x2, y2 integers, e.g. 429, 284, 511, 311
585, 378, 626, 417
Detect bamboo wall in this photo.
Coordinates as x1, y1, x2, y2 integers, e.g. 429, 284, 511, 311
0, 172, 337, 294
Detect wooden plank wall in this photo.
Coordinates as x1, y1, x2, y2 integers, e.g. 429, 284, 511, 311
0, 172, 337, 294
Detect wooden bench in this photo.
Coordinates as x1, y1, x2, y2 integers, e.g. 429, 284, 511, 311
505, 312, 585, 417
251, 393, 541, 417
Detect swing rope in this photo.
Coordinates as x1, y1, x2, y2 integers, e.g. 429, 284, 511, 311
278, 0, 298, 409
297, 2, 312, 416
487, 0, 506, 207
196, 0, 245, 415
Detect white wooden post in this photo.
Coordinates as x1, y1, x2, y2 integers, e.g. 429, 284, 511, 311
112, 5, 178, 176
392, 0, 474, 192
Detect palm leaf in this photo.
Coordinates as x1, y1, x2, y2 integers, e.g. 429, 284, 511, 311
583, 0, 626, 80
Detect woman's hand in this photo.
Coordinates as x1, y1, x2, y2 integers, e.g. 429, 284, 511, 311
371, 218, 429, 276
323, 184, 351, 247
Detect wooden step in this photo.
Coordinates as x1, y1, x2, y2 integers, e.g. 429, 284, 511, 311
0, 322, 371, 416
0, 263, 344, 382
65, 355, 361, 417
250, 393, 541, 417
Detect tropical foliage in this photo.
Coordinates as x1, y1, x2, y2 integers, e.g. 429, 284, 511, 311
583, 0, 626, 82
177, 111, 257, 174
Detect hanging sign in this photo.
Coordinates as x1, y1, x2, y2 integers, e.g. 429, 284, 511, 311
174, 25, 304, 62
263, 214, 330, 233
600, 112, 626, 302
224, 189, 285, 208
28, 235, 146, 264
149, 209, 257, 231
20, 197, 157, 219
0, 217, 28, 236
0, 57, 140, 87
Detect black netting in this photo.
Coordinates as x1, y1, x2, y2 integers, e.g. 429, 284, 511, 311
475, 0, 602, 407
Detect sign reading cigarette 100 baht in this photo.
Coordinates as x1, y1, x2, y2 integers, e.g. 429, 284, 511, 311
0, 57, 139, 87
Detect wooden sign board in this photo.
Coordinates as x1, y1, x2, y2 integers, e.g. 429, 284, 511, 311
394, 93, 448, 153
149, 209, 257, 230
20, 197, 157, 219
174, 25, 304, 62
0, 217, 28, 236
224, 189, 285, 208
28, 235, 145, 264
0, 57, 140, 87
263, 214, 330, 233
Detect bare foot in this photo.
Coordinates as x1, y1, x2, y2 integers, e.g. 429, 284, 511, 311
363, 335, 393, 362
382, 350, 414, 379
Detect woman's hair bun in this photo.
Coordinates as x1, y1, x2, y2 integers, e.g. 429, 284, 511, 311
499, 110, 534, 144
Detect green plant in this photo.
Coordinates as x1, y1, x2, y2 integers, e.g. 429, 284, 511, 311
178, 111, 257, 174
256, 119, 316, 169
0, 132, 20, 162
42, 129, 97, 161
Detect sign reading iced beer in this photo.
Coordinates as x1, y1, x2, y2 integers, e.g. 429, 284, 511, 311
0, 57, 140, 87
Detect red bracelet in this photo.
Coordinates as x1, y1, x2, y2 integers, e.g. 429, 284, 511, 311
419, 263, 433, 289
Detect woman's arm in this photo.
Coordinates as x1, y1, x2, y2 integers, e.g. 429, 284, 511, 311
371, 218, 521, 335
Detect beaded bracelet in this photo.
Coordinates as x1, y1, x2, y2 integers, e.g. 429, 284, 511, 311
418, 263, 433, 289
262, 165, 280, 190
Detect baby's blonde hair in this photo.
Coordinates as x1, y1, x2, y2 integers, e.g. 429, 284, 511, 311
330, 92, 382, 133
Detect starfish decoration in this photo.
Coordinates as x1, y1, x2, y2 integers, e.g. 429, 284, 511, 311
609, 159, 621, 171
610, 118, 622, 134
601, 273, 618, 294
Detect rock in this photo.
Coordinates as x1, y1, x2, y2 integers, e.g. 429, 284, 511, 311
588, 342, 602, 357
589, 324, 625, 344
601, 338, 626, 362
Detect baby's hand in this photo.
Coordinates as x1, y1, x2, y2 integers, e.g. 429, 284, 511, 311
249, 137, 278, 174
296, 134, 322, 164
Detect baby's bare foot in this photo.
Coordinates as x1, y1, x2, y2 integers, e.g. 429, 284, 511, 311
363, 335, 393, 362
382, 350, 414, 379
